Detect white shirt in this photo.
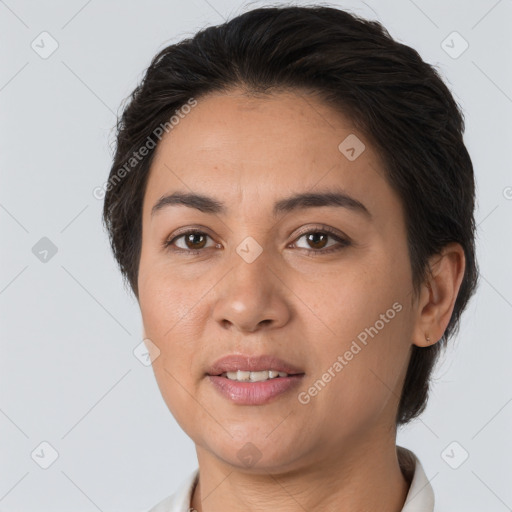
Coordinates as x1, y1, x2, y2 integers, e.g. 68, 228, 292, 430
147, 445, 435, 512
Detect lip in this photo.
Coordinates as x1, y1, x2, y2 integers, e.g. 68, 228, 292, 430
206, 354, 305, 406
207, 374, 305, 405
206, 354, 305, 376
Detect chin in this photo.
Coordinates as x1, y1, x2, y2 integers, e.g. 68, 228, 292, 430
204, 436, 307, 474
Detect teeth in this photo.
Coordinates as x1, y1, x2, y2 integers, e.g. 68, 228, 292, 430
222, 370, 289, 381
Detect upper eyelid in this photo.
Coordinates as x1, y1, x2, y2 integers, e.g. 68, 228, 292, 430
168, 225, 346, 241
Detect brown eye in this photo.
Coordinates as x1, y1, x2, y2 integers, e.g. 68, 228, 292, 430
164, 227, 350, 256
164, 230, 216, 253
304, 232, 329, 250
182, 232, 208, 250
292, 228, 351, 255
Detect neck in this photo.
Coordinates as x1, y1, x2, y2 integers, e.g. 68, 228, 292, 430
190, 437, 411, 512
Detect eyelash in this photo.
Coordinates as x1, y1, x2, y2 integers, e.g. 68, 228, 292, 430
162, 226, 352, 256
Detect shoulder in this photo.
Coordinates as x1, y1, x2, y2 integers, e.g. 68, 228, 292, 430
145, 468, 199, 512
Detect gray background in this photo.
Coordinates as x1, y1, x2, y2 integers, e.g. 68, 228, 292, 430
1, 0, 511, 510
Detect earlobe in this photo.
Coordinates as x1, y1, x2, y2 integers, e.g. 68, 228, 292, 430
412, 242, 466, 348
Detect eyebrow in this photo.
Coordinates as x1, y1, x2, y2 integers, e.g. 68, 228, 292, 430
151, 189, 371, 219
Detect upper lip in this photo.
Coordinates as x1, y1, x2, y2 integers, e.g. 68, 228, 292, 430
206, 354, 305, 376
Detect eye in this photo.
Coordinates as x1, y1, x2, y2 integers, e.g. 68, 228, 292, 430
163, 226, 351, 255
163, 229, 218, 254
291, 227, 351, 254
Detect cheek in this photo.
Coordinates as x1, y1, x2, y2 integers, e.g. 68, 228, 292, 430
297, 252, 412, 409
138, 270, 206, 429
300, 251, 408, 342
139, 257, 196, 335
138, 269, 199, 383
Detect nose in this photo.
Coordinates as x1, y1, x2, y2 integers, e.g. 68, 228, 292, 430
211, 248, 292, 334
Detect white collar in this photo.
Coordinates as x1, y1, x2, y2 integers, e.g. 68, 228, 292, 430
147, 445, 435, 512
397, 446, 435, 511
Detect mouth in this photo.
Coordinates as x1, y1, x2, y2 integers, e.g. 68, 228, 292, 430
214, 369, 304, 382
207, 373, 305, 405
205, 354, 305, 405
206, 353, 305, 379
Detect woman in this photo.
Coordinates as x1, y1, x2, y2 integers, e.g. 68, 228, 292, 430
102, 5, 478, 511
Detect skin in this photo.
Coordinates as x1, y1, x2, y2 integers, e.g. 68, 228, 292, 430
137, 88, 465, 512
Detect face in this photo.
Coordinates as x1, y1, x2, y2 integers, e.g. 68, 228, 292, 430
138, 88, 419, 472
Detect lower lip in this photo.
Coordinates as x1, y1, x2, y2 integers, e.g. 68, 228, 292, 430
207, 374, 304, 405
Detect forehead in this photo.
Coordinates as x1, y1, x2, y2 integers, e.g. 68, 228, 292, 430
143, 89, 398, 222
152, 89, 364, 166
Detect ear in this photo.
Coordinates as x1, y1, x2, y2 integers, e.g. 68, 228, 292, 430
412, 242, 466, 347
